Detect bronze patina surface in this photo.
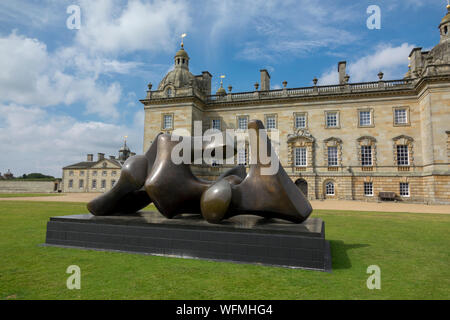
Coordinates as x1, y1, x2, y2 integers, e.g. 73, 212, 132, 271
87, 120, 312, 224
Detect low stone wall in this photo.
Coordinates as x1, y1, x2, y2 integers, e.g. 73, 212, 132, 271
0, 180, 57, 193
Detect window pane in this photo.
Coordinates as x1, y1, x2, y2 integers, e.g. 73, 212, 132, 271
400, 182, 410, 196
328, 146, 338, 166
364, 182, 373, 196
326, 112, 338, 127
238, 148, 247, 165
266, 116, 276, 129
212, 119, 221, 130
359, 111, 371, 126
238, 117, 248, 130
294, 147, 307, 166
395, 109, 407, 124
163, 115, 173, 129
326, 182, 335, 195
397, 145, 409, 165
295, 115, 306, 128
361, 146, 373, 166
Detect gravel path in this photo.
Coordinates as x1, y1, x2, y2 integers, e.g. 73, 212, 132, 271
1, 192, 449, 214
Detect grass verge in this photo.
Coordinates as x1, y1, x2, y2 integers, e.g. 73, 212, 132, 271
0, 200, 449, 299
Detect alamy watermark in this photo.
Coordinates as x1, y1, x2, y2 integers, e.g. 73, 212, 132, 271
367, 5, 381, 30
66, 265, 81, 290
169, 121, 280, 176
66, 5, 81, 30
366, 265, 381, 290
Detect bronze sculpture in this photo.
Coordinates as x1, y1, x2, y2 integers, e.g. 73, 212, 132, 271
87, 120, 312, 224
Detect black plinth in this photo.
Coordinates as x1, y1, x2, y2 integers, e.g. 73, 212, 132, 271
45, 212, 331, 271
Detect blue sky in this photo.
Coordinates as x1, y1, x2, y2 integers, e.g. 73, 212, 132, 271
0, 0, 446, 177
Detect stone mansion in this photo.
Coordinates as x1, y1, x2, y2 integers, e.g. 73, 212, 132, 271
62, 140, 135, 193
140, 7, 450, 204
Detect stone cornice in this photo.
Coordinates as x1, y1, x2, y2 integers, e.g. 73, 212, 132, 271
141, 75, 450, 110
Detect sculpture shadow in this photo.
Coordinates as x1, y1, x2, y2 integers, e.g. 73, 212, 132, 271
328, 240, 370, 270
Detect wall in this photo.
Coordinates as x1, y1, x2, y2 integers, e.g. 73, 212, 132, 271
0, 180, 57, 193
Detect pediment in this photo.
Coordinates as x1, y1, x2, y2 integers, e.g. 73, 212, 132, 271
91, 159, 121, 169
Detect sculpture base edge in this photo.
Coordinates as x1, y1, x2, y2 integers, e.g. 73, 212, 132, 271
44, 212, 332, 272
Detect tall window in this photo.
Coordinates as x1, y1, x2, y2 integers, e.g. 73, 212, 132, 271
364, 182, 373, 196
266, 115, 276, 129
101, 180, 106, 189
325, 181, 335, 195
211, 119, 221, 130
295, 114, 306, 129
163, 114, 173, 130
394, 109, 408, 125
397, 145, 409, 166
294, 147, 307, 167
102, 171, 107, 176
69, 171, 74, 176
79, 179, 84, 189
359, 111, 372, 126
238, 116, 248, 130
92, 179, 97, 189
361, 146, 373, 166
238, 148, 247, 165
327, 146, 338, 166
326, 112, 338, 128
68, 179, 73, 188
93, 171, 97, 176
400, 182, 410, 197
111, 180, 116, 188
80, 171, 85, 177
112, 171, 117, 176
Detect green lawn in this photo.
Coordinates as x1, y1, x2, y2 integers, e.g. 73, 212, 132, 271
0, 193, 63, 198
0, 200, 449, 300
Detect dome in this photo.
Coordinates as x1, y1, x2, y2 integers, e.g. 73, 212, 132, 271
120, 145, 130, 152
175, 47, 189, 59
216, 86, 226, 95
157, 44, 195, 90
157, 67, 196, 90
440, 7, 450, 27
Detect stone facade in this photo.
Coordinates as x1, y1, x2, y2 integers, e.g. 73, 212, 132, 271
62, 142, 135, 193
140, 9, 450, 204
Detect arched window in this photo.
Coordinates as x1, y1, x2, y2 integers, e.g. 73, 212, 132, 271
167, 88, 172, 97
325, 181, 335, 196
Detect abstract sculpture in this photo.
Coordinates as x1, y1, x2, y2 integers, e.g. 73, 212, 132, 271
87, 119, 313, 224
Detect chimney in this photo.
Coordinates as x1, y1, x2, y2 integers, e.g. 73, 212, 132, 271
87, 154, 93, 162
260, 69, 271, 91
109, 155, 116, 160
338, 61, 347, 84
202, 71, 212, 95
97, 153, 105, 161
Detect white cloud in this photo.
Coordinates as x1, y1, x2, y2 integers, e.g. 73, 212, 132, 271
0, 104, 143, 177
318, 43, 414, 85
75, 0, 191, 54
0, 31, 123, 119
